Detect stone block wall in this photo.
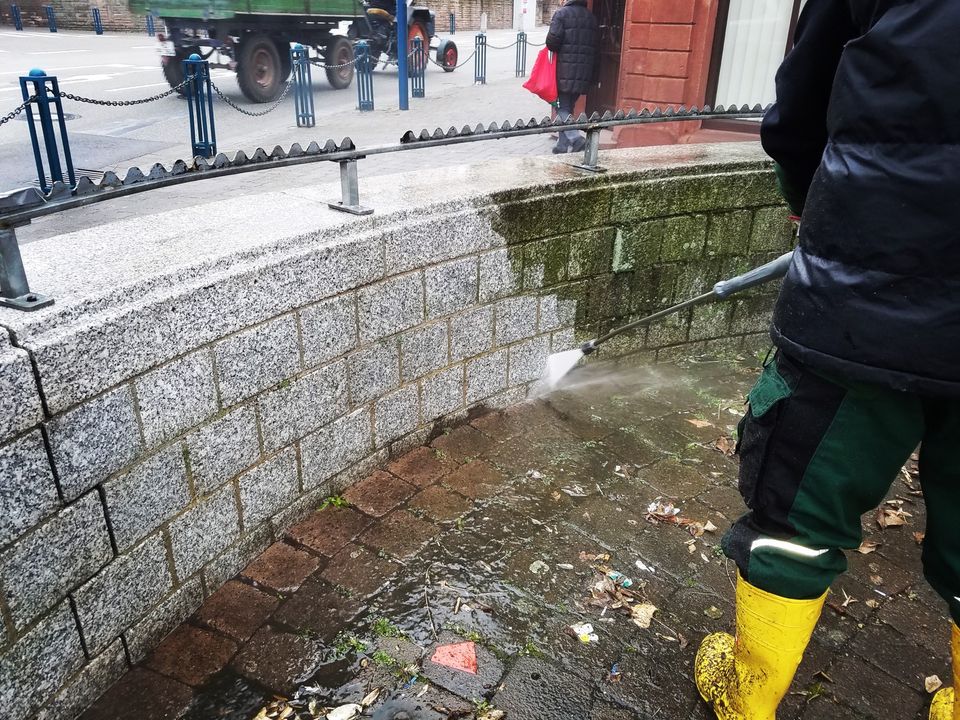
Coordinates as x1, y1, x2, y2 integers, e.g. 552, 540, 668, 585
0, 145, 792, 718
3, 0, 147, 31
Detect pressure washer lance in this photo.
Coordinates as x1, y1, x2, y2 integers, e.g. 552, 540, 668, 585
544, 250, 796, 387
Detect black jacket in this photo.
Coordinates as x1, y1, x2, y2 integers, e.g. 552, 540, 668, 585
762, 0, 960, 396
545, 0, 599, 95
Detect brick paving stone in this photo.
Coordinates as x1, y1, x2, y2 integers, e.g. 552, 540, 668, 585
242, 541, 322, 594
636, 457, 714, 501
492, 656, 590, 719
430, 425, 494, 464
144, 625, 237, 687
193, 581, 279, 642
409, 485, 474, 522
387, 446, 454, 487
359, 510, 440, 560
179, 673, 268, 720
469, 408, 527, 440
78, 668, 193, 720
271, 578, 364, 641
878, 583, 953, 654
825, 655, 925, 720
286, 507, 372, 557
321, 543, 398, 597
343, 471, 416, 517
421, 632, 504, 702
442, 459, 508, 500
230, 626, 323, 695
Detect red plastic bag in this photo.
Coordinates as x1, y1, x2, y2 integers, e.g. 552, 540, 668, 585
523, 48, 558, 104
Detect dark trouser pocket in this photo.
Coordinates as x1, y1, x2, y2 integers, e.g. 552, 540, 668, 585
736, 355, 795, 510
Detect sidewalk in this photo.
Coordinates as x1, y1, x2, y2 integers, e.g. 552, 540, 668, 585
78, 354, 951, 720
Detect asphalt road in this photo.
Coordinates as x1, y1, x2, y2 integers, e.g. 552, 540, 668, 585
0, 26, 552, 193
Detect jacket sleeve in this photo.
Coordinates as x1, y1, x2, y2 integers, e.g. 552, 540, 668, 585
546, 10, 564, 52
760, 0, 861, 215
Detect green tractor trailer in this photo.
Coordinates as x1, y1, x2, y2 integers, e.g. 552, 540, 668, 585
129, 0, 459, 103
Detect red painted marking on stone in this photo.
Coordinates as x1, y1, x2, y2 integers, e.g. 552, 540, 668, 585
430, 641, 478, 674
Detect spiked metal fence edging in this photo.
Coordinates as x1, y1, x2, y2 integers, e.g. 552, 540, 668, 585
0, 104, 768, 311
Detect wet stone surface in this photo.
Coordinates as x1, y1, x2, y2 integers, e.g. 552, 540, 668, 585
78, 357, 951, 720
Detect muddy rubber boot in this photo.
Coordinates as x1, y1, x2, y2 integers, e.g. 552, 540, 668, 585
695, 575, 826, 720
930, 623, 960, 720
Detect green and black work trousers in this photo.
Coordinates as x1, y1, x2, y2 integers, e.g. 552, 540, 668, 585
723, 351, 960, 625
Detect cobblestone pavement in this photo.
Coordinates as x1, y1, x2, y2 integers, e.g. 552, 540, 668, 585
78, 355, 951, 720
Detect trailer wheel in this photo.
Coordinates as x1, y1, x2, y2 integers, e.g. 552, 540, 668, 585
408, 22, 430, 75
161, 55, 187, 95
436, 39, 458, 72
277, 41, 292, 82
325, 36, 355, 89
237, 34, 284, 103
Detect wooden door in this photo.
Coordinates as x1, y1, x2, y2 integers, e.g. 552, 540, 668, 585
586, 0, 625, 115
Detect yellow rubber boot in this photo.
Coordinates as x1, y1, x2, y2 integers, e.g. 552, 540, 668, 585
929, 623, 960, 720
695, 575, 826, 720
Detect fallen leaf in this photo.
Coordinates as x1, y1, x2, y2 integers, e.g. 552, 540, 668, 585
630, 603, 658, 628
704, 606, 724, 620
866, 599, 880, 609
703, 520, 718, 533
876, 507, 907, 528
687, 542, 697, 555
687, 419, 713, 428
360, 689, 380, 707
925, 675, 943, 694
327, 704, 363, 720
712, 436, 736, 457
870, 575, 884, 586
913, 532, 926, 545
857, 540, 881, 555
579, 551, 611, 563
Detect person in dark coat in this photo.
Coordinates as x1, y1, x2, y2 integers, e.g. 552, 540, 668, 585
545, 0, 599, 153
695, 2, 960, 719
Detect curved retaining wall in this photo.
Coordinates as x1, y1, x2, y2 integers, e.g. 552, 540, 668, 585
0, 143, 793, 718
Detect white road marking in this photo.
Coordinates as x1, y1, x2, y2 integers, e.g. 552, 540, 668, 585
0, 64, 152, 75
129, 45, 159, 49
105, 72, 233, 92
28, 49, 92, 55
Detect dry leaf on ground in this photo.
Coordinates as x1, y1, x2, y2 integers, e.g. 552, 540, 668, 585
687, 419, 713, 429
925, 675, 944, 694
712, 436, 736, 457
857, 540, 881, 555
876, 507, 908, 528
913, 532, 926, 545
630, 603, 658, 628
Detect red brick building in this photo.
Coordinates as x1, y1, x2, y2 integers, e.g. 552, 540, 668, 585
585, 0, 806, 146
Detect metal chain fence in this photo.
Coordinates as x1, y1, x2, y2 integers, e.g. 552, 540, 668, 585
427, 50, 477, 70
309, 56, 359, 70
0, 96, 35, 127
58, 78, 190, 107
210, 77, 294, 117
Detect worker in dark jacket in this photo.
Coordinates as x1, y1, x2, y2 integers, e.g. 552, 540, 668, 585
545, 0, 599, 154
695, 2, 960, 719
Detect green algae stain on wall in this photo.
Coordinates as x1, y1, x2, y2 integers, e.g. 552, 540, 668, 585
487, 166, 794, 358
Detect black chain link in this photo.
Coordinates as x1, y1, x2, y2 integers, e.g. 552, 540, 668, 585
486, 40, 518, 49
0, 96, 35, 127
428, 49, 476, 70
209, 77, 294, 116
309, 55, 359, 70
58, 79, 189, 106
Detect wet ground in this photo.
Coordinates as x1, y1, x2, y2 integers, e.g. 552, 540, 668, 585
80, 355, 952, 720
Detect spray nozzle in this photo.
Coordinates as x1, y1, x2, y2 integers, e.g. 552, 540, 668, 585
580, 339, 598, 356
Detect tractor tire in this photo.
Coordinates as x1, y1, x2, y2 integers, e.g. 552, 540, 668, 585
237, 34, 284, 103
325, 36, 355, 89
436, 39, 458, 72
407, 21, 430, 75
161, 54, 187, 95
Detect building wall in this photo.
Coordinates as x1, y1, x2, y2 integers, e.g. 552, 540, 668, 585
614, 0, 722, 146
0, 143, 791, 719
3, 0, 147, 31
432, 0, 515, 31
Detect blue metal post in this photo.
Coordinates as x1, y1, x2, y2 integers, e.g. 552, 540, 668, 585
291, 44, 315, 128
474, 33, 486, 84
411, 36, 425, 99
396, 0, 409, 110
355, 40, 374, 111
145, 12, 155, 36
516, 31, 527, 77
92, 7, 103, 34
44, 4, 56, 32
11, 4, 22, 31
183, 53, 216, 157
19, 69, 76, 193
449, 12, 455, 34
